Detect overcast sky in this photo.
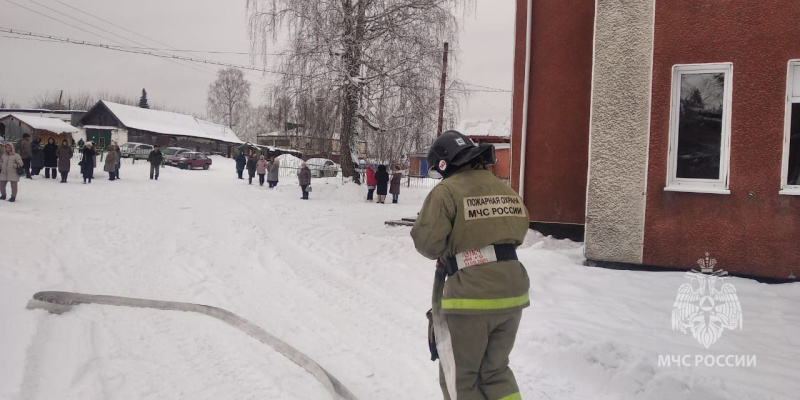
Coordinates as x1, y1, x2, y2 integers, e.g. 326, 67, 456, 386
0, 0, 515, 123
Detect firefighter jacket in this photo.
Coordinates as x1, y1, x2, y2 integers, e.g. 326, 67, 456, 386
411, 166, 531, 315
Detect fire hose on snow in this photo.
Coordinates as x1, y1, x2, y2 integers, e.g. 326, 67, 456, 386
27, 291, 357, 400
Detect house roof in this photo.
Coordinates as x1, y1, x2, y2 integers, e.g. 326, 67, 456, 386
258, 130, 347, 141
89, 101, 243, 144
256, 130, 285, 137
82, 125, 120, 130
0, 113, 79, 134
457, 118, 511, 138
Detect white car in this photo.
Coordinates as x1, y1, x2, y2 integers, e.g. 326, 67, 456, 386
305, 158, 340, 178
120, 142, 154, 159
163, 147, 191, 158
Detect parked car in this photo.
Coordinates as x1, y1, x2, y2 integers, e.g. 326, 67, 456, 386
163, 147, 191, 158
305, 158, 340, 178
120, 142, 154, 159
167, 151, 212, 170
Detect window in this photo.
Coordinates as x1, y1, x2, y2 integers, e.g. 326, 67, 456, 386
781, 61, 800, 195
666, 63, 733, 194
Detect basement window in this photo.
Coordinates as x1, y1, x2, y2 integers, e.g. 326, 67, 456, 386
665, 63, 733, 194
781, 61, 800, 195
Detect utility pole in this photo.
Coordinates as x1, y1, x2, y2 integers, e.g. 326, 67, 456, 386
436, 42, 449, 137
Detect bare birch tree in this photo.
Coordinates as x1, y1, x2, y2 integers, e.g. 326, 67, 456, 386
247, 0, 467, 182
207, 68, 251, 133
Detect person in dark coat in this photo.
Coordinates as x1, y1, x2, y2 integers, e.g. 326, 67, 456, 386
80, 141, 96, 184
235, 153, 246, 179
298, 162, 311, 200
114, 141, 122, 179
30, 137, 44, 176
20, 133, 32, 179
147, 145, 163, 180
56, 139, 72, 183
246, 153, 257, 185
43, 138, 58, 180
77, 138, 84, 149
389, 165, 402, 204
375, 164, 389, 204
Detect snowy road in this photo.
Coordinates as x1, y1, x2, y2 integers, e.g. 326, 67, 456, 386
2, 156, 799, 399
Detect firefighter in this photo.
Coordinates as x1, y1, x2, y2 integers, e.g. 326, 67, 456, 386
411, 130, 530, 400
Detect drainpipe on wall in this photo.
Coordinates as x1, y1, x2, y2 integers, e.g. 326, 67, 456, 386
518, 0, 533, 200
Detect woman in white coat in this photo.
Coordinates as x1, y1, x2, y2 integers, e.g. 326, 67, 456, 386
0, 142, 24, 202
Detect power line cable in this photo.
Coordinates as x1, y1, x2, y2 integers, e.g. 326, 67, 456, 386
3, 0, 133, 48
0, 28, 303, 77
27, 0, 217, 75
0, 33, 58, 43
456, 80, 511, 93
3, 0, 211, 76
0, 32, 273, 92
49, 0, 268, 83
0, 27, 499, 96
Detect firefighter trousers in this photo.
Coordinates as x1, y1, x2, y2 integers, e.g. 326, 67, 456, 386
438, 311, 522, 400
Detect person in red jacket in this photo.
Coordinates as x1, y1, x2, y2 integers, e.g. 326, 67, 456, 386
365, 164, 377, 201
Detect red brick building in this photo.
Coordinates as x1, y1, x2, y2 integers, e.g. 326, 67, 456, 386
512, 0, 800, 279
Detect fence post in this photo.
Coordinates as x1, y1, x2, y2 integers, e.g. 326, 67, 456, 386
407, 174, 410, 187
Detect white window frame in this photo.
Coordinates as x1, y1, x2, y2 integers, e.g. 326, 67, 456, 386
780, 60, 800, 195
665, 63, 733, 195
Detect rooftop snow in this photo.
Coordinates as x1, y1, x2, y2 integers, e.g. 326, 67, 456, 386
0, 113, 78, 134
256, 130, 285, 137
99, 101, 243, 144
457, 118, 510, 138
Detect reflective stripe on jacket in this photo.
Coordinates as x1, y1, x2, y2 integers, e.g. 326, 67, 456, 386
411, 166, 530, 315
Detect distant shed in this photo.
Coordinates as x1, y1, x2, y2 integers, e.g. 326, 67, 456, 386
0, 113, 79, 143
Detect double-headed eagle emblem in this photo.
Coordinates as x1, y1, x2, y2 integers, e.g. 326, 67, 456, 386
671, 253, 743, 348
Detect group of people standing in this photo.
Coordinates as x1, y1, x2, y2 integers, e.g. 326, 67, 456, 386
79, 140, 123, 184
235, 152, 312, 199
0, 134, 133, 202
237, 153, 280, 188
365, 164, 402, 204
0, 134, 86, 202
15, 134, 75, 183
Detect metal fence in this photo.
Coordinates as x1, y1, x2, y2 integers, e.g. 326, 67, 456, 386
273, 166, 440, 188
352, 169, 440, 188
277, 166, 338, 179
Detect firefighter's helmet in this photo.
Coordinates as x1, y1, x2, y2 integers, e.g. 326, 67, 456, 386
426, 130, 495, 178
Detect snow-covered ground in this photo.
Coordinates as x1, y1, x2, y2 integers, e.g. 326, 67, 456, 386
1, 156, 798, 399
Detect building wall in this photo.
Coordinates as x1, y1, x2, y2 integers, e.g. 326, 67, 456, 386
510, 0, 594, 225
642, 1, 800, 278
409, 156, 424, 176
0, 116, 76, 144
493, 148, 510, 180
0, 116, 34, 140
585, 0, 656, 264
